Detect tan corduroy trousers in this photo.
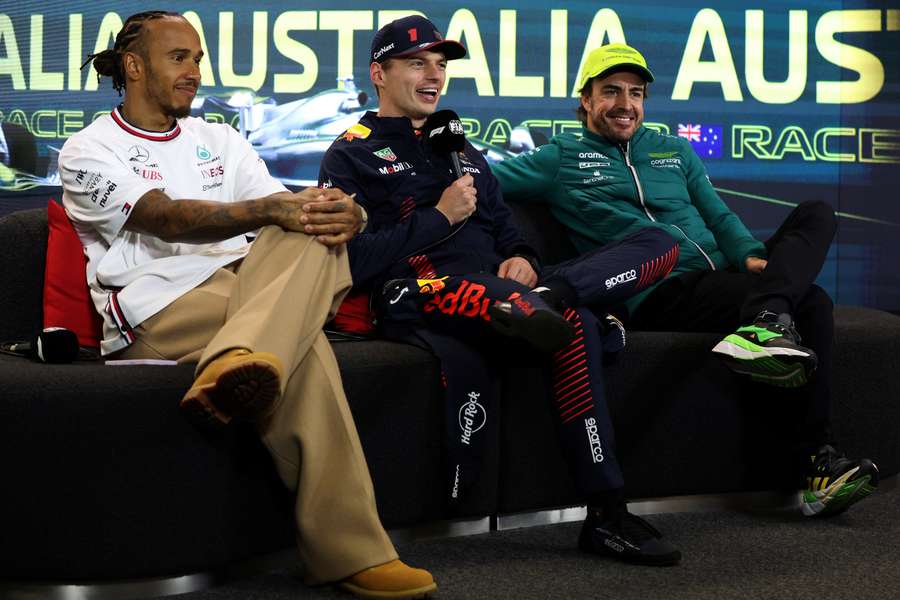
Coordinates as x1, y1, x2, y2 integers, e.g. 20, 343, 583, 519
118, 226, 397, 583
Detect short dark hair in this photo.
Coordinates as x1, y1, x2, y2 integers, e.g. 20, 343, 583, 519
81, 11, 182, 95
373, 58, 396, 99
575, 76, 649, 125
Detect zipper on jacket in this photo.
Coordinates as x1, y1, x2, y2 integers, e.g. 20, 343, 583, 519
670, 224, 716, 270
620, 142, 716, 271
399, 135, 467, 262
620, 141, 655, 222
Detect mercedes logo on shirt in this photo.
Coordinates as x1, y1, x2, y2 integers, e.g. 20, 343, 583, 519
128, 145, 150, 163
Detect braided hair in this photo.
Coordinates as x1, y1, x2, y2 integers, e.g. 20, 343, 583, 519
81, 11, 182, 95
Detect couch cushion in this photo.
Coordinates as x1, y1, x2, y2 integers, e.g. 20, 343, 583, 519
44, 200, 103, 347
497, 305, 900, 514
0, 208, 47, 342
0, 338, 476, 580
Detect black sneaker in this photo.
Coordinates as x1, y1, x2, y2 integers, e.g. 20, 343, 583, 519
711, 311, 817, 387
578, 509, 681, 566
488, 288, 576, 353
801, 444, 879, 517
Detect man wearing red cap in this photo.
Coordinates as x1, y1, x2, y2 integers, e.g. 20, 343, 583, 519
321, 18, 685, 568
493, 43, 879, 526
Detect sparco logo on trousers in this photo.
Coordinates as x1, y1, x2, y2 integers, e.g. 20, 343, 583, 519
585, 417, 605, 463
459, 391, 487, 445
605, 269, 637, 289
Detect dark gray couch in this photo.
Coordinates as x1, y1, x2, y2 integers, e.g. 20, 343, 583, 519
2, 205, 899, 582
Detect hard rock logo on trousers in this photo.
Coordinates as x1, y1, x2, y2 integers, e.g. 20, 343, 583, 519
459, 391, 487, 445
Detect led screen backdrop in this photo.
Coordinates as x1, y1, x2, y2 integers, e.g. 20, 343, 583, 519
1, 1, 898, 308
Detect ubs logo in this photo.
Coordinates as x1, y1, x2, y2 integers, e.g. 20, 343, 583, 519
128, 145, 149, 163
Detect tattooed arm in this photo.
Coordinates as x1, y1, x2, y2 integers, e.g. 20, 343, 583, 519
124, 187, 362, 246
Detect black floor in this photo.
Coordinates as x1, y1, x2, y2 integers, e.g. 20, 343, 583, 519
155, 485, 900, 600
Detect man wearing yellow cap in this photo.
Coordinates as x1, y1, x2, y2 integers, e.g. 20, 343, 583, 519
493, 44, 878, 524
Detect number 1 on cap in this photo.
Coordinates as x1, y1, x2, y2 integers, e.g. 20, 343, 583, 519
408, 28, 418, 42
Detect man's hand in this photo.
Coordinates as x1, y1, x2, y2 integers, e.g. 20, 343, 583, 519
275, 187, 362, 247
436, 174, 477, 225
745, 256, 768, 273
497, 256, 538, 287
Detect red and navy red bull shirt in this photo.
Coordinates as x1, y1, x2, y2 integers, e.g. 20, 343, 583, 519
319, 111, 537, 293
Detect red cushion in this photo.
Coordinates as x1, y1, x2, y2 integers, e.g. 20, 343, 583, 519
43, 200, 103, 347
332, 290, 375, 335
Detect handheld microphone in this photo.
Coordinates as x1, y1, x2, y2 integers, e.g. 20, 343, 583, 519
2, 327, 79, 363
425, 110, 467, 179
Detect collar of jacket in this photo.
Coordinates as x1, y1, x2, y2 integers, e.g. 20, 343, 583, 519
360, 111, 423, 139
580, 125, 648, 147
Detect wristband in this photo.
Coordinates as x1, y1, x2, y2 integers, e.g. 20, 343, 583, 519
358, 204, 368, 233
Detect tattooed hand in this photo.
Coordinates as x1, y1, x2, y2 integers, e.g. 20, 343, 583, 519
282, 187, 362, 247
124, 187, 361, 245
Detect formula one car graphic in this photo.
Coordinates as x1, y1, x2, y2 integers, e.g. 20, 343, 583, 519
0, 77, 533, 193
0, 121, 61, 192
189, 78, 526, 187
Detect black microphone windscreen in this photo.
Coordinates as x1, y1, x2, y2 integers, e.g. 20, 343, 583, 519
32, 327, 79, 363
425, 109, 466, 155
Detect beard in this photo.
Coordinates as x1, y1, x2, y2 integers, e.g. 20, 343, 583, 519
145, 63, 193, 121
591, 111, 641, 144
165, 103, 192, 119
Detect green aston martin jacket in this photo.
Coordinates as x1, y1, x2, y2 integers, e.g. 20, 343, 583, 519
491, 126, 767, 315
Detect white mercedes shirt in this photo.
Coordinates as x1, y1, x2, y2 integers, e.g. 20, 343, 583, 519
59, 107, 286, 355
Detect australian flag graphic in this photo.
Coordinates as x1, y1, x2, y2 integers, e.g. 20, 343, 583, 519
677, 123, 723, 158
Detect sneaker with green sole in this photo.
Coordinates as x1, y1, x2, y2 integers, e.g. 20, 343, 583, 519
711, 311, 817, 387
801, 444, 879, 517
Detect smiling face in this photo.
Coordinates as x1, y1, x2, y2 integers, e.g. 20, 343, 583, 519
580, 70, 646, 144
371, 50, 447, 128
142, 17, 202, 119
122, 16, 202, 128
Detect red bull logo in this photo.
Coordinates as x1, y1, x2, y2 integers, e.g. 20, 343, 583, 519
423, 279, 493, 321
417, 277, 448, 295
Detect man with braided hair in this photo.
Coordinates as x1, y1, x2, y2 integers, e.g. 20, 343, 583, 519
59, 11, 435, 599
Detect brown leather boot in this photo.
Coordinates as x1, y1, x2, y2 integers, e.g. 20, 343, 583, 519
180, 349, 282, 429
339, 559, 437, 599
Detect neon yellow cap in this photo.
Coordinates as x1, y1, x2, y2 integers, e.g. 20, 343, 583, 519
576, 43, 654, 92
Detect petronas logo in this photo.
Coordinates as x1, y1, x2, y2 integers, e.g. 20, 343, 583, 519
374, 147, 397, 162
196, 144, 211, 160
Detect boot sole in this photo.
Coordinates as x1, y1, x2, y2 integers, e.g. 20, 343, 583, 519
712, 339, 815, 387
488, 305, 575, 353
338, 581, 437, 599
802, 467, 880, 518
180, 359, 281, 429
